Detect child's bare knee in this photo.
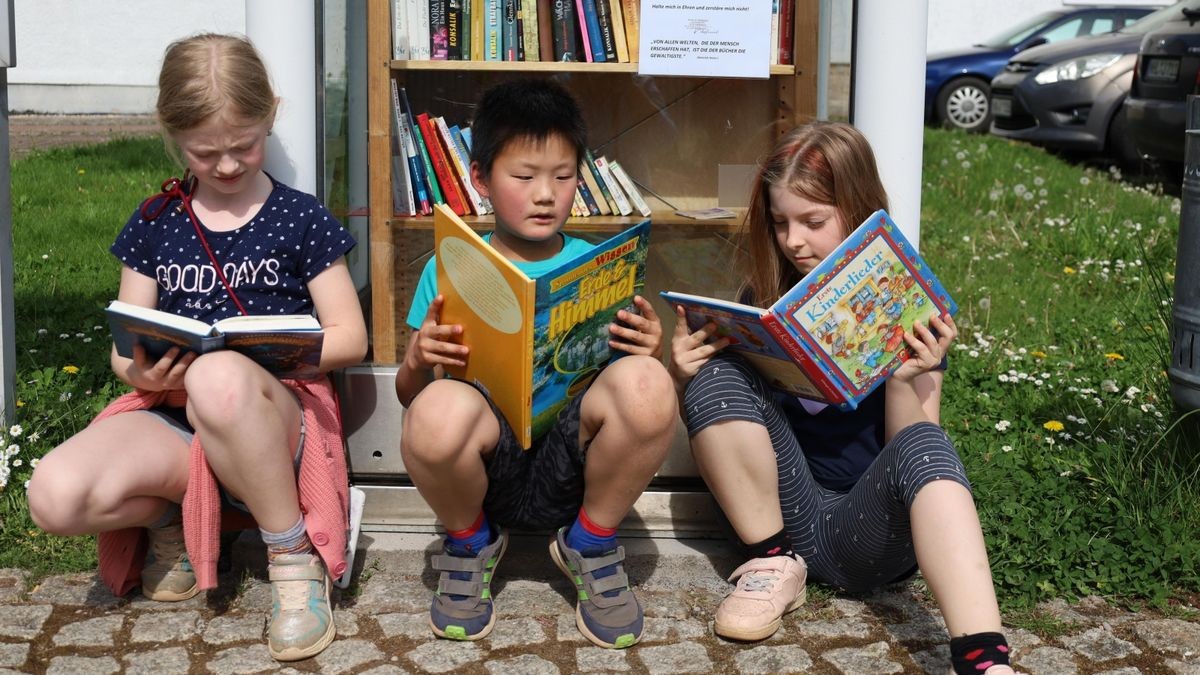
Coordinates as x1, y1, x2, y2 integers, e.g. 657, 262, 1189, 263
27, 464, 84, 534
183, 352, 260, 426
402, 380, 491, 462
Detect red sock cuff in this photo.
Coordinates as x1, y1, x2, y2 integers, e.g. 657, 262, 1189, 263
578, 507, 617, 537
447, 511, 487, 539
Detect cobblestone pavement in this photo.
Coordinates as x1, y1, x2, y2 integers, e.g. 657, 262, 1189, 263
1, 533, 1198, 674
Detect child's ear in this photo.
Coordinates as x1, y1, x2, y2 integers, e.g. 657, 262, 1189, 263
470, 162, 489, 199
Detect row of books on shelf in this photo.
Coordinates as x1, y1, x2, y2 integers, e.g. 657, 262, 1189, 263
392, 0, 795, 65
390, 80, 653, 219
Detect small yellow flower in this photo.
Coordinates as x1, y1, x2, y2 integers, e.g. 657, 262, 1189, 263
62, 365, 80, 374
1043, 420, 1065, 432
1105, 352, 1124, 361
1063, 266, 1076, 275
76, 168, 85, 175
15, 399, 23, 407
1031, 350, 1047, 359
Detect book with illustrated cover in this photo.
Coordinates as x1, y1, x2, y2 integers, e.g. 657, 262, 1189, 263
106, 301, 324, 380
552, 0, 580, 61
434, 204, 651, 448
661, 209, 957, 409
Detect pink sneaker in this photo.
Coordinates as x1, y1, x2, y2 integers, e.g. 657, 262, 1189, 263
714, 555, 807, 641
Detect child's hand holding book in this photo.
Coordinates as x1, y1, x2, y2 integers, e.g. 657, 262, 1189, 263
406, 295, 469, 371
890, 313, 957, 384
668, 304, 733, 387
608, 296, 665, 359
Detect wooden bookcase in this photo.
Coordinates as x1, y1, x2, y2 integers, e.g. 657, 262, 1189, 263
366, 0, 819, 363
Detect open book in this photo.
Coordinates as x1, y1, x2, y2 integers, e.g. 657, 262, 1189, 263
434, 204, 651, 448
662, 209, 957, 409
106, 301, 324, 380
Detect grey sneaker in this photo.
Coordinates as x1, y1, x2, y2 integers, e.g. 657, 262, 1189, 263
267, 553, 335, 661
141, 524, 199, 602
429, 530, 508, 640
549, 527, 643, 649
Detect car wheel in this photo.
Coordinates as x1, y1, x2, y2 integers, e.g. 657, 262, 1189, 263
1106, 105, 1142, 172
937, 77, 991, 133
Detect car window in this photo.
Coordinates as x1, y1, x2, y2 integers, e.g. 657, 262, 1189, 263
1090, 17, 1116, 34
1121, 0, 1200, 35
979, 11, 1062, 48
1038, 18, 1086, 43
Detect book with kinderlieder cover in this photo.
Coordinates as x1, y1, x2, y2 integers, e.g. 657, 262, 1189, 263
661, 209, 957, 409
106, 301, 324, 380
434, 203, 651, 448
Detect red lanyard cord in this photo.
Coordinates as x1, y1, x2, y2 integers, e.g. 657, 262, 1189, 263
139, 175, 249, 317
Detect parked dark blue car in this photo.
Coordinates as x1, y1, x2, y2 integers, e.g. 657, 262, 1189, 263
926, 4, 1157, 132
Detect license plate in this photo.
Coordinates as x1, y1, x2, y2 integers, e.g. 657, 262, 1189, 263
1145, 57, 1180, 83
992, 97, 1013, 118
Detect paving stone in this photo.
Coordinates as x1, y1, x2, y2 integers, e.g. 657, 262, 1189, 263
405, 640, 484, 673
823, 641, 903, 674
866, 589, 926, 620
360, 666, 410, 675
1134, 618, 1200, 656
555, 615, 588, 643
830, 598, 869, 617
1018, 646, 1079, 675
642, 590, 690, 620
1095, 668, 1144, 675
334, 608, 360, 637
29, 573, 123, 609
1061, 626, 1141, 662
123, 646, 191, 674
910, 644, 950, 674
1007, 626, 1044, 655
231, 579, 273, 613
1166, 660, 1200, 674
45, 655, 120, 675
794, 616, 872, 640
640, 616, 706, 643
0, 643, 29, 669
314, 638, 385, 674
375, 612, 430, 640
885, 608, 948, 643
130, 609, 203, 643
1036, 598, 1091, 626
484, 654, 560, 674
489, 616, 548, 650
203, 614, 266, 645
52, 614, 124, 647
636, 642, 712, 674
0, 569, 28, 603
127, 590, 208, 611
206, 644, 277, 674
0, 604, 52, 639
733, 645, 814, 673
576, 646, 631, 672
352, 573, 431, 613
495, 587, 573, 618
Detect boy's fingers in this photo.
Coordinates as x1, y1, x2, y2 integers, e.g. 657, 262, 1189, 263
672, 305, 691, 338
633, 295, 659, 322
423, 295, 445, 326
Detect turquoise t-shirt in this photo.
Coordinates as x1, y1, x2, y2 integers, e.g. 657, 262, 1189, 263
405, 232, 594, 329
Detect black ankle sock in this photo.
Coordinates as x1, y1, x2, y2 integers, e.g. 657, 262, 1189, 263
950, 632, 1010, 674
741, 529, 794, 560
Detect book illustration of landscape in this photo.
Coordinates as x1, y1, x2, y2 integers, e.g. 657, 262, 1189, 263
433, 204, 650, 448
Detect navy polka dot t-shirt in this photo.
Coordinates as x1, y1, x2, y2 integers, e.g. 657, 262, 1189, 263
110, 176, 355, 324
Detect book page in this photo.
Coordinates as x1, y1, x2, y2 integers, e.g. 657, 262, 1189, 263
439, 236, 524, 334
637, 0, 771, 79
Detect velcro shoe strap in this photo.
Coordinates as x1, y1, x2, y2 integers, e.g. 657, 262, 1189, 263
269, 563, 325, 583
438, 577, 482, 597
577, 546, 625, 574
588, 572, 629, 596
432, 554, 485, 573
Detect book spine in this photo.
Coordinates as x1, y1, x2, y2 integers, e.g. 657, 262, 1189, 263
572, 183, 587, 216
392, 0, 411, 59
515, 0, 527, 60
484, 0, 503, 60
594, 156, 632, 216
769, 0, 779, 66
402, 117, 432, 214
584, 150, 619, 214
389, 81, 416, 216
761, 312, 845, 404
447, 0, 464, 59
471, 0, 486, 59
502, 0, 519, 60
579, 0, 606, 62
400, 87, 445, 205
409, 0, 431, 59
778, 0, 793, 65
574, 0, 593, 62
607, 0, 629, 63
592, 0, 617, 63
449, 126, 490, 213
620, 0, 639, 62
551, 0, 579, 61
438, 118, 488, 215
430, 0, 449, 59
417, 112, 469, 215
578, 158, 610, 215
537, 0, 554, 61
576, 173, 602, 215
608, 160, 651, 217
522, 0, 540, 61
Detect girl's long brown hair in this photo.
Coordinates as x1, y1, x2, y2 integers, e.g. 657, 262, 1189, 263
738, 122, 889, 307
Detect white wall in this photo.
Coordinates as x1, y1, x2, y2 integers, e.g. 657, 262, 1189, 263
7, 0, 244, 113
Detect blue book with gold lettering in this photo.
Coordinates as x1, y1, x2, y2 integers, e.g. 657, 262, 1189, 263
661, 209, 956, 409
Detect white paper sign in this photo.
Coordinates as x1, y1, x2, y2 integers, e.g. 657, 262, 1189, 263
637, 1, 771, 79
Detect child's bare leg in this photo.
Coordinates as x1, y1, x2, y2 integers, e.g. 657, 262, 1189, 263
28, 413, 190, 535
578, 356, 676, 526
183, 352, 304, 532
400, 379, 500, 530
690, 420, 783, 544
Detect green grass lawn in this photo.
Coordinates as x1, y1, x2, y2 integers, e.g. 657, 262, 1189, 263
1, 131, 1196, 611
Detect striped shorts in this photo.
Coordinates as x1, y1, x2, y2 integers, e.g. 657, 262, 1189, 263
683, 354, 972, 592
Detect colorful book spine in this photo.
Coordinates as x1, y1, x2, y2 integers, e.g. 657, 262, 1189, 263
409, 0, 432, 60
576, 174, 602, 216
430, 0, 449, 59
388, 82, 416, 216
620, 0, 638, 62
552, 0, 579, 61
607, 0, 628, 63
484, 0, 503, 60
594, 156, 632, 216
521, 0, 540, 61
592, 0, 617, 62
578, 158, 610, 215
449, 125, 490, 213
447, 0, 465, 59
416, 112, 469, 215
572, 183, 587, 217
402, 115, 432, 215
392, 0, 411, 59
573, 0, 593, 62
579, 0, 605, 62
537, 0, 554, 61
777, 0, 793, 65
608, 160, 651, 217
502, 0, 520, 60
515, 0, 527, 60
471, 0, 486, 59
460, 0, 472, 59
400, 87, 444, 205
583, 150, 618, 214
769, 0, 779, 66
437, 117, 488, 215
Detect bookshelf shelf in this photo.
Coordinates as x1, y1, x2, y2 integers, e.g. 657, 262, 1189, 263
367, 0, 818, 363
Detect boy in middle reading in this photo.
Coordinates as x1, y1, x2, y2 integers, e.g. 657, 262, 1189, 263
394, 78, 676, 649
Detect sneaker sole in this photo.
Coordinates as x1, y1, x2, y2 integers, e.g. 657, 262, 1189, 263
269, 622, 336, 662
548, 538, 641, 650
430, 533, 509, 641
713, 587, 807, 642
141, 583, 200, 603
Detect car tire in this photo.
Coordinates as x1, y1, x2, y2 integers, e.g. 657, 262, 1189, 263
1106, 105, 1142, 172
936, 77, 992, 133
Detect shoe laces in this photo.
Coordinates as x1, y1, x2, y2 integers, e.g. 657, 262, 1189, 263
739, 569, 781, 593
275, 576, 313, 613
146, 528, 187, 571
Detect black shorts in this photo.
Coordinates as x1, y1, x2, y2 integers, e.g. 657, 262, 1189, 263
472, 383, 589, 531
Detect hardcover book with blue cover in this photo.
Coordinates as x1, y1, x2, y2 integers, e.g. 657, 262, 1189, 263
662, 209, 957, 409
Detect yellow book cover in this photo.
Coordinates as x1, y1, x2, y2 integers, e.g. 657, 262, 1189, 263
434, 204, 651, 448
620, 0, 639, 61
607, 0, 629, 62
471, 0, 486, 59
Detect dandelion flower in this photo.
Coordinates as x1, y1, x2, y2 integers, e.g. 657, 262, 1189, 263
1080, 176, 1091, 186
1105, 352, 1124, 361
1043, 420, 1065, 432
978, 297, 991, 311
1031, 350, 1047, 359
62, 365, 80, 374
15, 400, 23, 408
1063, 266, 1076, 275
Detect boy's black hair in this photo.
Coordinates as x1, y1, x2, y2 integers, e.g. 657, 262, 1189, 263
469, 78, 588, 177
